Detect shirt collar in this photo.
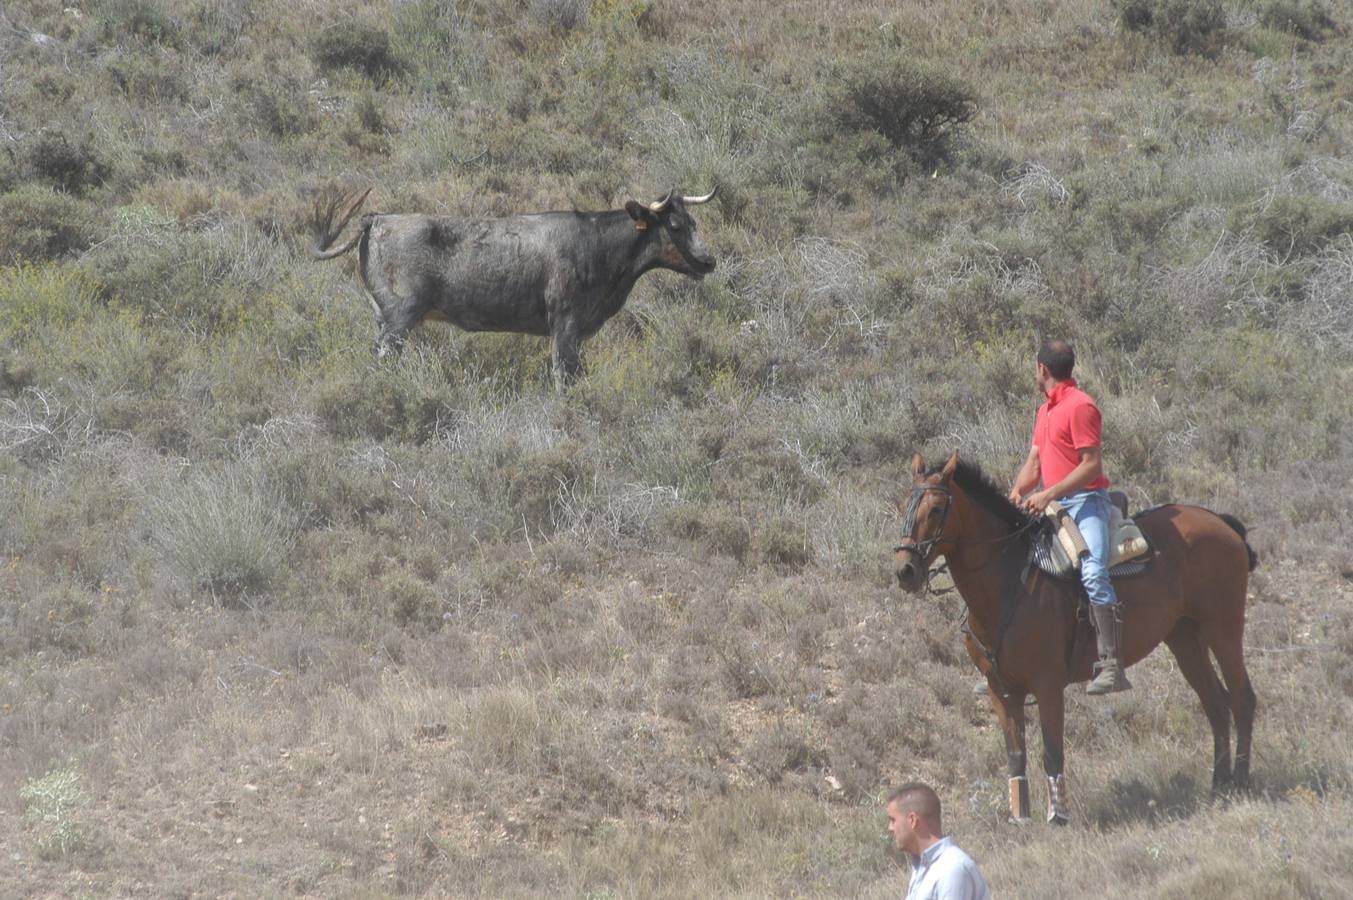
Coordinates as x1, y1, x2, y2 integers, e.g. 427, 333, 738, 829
916, 835, 954, 867
1044, 378, 1078, 406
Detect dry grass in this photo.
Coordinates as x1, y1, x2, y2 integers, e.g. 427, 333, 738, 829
2, 0, 1352, 895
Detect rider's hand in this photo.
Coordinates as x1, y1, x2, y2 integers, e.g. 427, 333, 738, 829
1023, 489, 1054, 514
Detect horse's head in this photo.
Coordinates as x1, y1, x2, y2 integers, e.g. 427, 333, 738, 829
894, 451, 960, 593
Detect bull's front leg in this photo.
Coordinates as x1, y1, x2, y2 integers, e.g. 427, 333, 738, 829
550, 317, 582, 388
991, 689, 1032, 823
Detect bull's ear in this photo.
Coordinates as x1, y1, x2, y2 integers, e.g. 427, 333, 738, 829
941, 450, 959, 480
910, 453, 926, 478
625, 200, 655, 222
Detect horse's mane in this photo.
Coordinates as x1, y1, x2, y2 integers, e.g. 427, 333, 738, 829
928, 458, 1034, 532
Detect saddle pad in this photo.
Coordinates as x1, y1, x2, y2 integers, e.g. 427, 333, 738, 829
1032, 506, 1152, 580
1030, 540, 1152, 580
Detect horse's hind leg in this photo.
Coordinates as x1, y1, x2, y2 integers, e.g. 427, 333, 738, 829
1203, 620, 1257, 791
1164, 619, 1233, 794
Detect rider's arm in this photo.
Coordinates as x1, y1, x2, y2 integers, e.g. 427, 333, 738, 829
1041, 444, 1104, 499
1008, 444, 1041, 503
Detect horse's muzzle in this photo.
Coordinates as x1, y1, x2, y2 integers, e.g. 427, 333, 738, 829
895, 554, 927, 593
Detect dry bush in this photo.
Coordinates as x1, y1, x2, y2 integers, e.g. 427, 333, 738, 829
1114, 0, 1229, 57
1293, 235, 1353, 351
145, 465, 298, 597
912, 233, 1052, 339
824, 55, 978, 167
528, 0, 588, 32
23, 130, 109, 196
312, 21, 404, 82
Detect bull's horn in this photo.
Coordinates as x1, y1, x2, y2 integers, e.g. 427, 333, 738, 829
645, 190, 675, 212
682, 187, 717, 205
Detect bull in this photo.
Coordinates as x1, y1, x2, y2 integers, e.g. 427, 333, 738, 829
310, 187, 717, 385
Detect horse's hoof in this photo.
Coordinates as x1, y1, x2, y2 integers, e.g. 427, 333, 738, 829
1007, 816, 1034, 827
1048, 814, 1070, 827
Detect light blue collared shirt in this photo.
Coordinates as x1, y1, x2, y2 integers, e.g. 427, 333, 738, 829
905, 836, 991, 900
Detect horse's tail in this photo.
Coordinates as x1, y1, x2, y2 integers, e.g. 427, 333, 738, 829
311, 186, 372, 260
1219, 513, 1259, 572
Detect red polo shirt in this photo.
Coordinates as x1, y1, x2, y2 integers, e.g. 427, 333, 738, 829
1033, 379, 1110, 492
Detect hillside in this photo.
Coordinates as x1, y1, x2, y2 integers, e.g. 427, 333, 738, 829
2, 0, 1352, 896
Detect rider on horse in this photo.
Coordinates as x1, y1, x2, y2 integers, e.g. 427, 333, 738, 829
1007, 339, 1131, 695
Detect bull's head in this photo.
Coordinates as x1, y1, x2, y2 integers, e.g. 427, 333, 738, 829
625, 189, 718, 277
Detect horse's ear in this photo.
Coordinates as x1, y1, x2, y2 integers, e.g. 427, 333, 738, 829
941, 450, 959, 480
910, 453, 926, 478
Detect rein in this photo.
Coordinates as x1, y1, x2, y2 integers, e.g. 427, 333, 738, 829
893, 482, 1041, 568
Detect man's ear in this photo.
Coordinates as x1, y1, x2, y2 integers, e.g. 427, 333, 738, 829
625, 201, 655, 230
910, 453, 926, 478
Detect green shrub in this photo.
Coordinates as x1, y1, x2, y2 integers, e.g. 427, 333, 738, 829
1114, 0, 1229, 58
312, 22, 405, 81
752, 516, 813, 570
0, 187, 96, 263
0, 263, 104, 343
20, 764, 88, 858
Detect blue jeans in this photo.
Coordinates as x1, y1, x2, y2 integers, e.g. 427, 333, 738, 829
1058, 489, 1119, 607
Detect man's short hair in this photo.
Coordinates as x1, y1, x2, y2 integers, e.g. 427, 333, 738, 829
1037, 339, 1075, 380
887, 782, 942, 828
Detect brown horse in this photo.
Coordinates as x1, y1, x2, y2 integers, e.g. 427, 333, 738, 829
893, 452, 1257, 825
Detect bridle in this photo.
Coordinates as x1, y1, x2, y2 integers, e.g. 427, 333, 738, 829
893, 482, 954, 562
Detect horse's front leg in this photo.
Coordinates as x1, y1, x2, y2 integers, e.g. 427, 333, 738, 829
991, 688, 1031, 823
1036, 685, 1070, 825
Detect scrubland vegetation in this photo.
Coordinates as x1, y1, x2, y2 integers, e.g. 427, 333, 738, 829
2, 0, 1352, 896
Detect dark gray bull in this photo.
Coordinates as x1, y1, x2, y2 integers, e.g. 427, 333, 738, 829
310, 188, 717, 384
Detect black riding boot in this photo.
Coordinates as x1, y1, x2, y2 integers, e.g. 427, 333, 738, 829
1087, 603, 1132, 695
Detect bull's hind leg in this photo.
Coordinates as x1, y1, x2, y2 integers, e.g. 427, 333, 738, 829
374, 304, 425, 358
1164, 619, 1234, 794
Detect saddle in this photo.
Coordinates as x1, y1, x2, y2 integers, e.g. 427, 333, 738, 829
1029, 491, 1152, 581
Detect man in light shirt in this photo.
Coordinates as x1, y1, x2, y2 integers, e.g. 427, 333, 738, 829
886, 782, 991, 900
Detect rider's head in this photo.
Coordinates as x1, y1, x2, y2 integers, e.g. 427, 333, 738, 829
1037, 339, 1075, 391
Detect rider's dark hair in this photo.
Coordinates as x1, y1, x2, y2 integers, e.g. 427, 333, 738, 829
1037, 339, 1075, 380
887, 782, 942, 829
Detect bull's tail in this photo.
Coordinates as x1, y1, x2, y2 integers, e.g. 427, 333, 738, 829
310, 187, 372, 260
1219, 512, 1259, 572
